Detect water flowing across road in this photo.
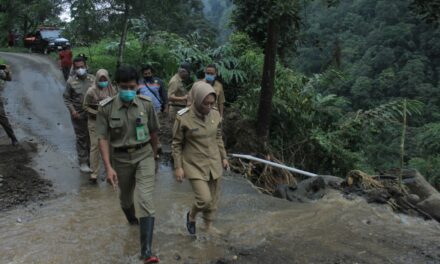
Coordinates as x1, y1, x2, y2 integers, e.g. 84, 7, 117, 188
1, 52, 440, 264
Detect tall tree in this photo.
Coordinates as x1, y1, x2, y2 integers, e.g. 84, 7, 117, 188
232, 0, 300, 140
0, 0, 64, 36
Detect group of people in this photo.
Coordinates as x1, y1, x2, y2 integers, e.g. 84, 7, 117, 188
61, 55, 229, 263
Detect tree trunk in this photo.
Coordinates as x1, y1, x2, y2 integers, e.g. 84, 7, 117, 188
256, 18, 280, 140
117, 2, 130, 68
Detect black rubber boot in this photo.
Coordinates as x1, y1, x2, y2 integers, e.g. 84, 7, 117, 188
140, 217, 159, 263
122, 205, 139, 225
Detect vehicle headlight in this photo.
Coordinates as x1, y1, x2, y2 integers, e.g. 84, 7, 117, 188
49, 42, 55, 46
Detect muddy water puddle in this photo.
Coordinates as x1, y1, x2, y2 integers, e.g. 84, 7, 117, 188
0, 166, 274, 263
2, 169, 440, 264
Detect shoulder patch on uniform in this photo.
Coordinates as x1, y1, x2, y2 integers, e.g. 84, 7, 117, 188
138, 95, 152, 101
178, 107, 190, 116
99, 97, 114, 107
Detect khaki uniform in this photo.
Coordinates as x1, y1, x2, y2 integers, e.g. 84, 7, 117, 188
96, 95, 159, 217
172, 107, 227, 222
212, 81, 225, 111
63, 74, 95, 164
167, 73, 188, 125
83, 80, 117, 180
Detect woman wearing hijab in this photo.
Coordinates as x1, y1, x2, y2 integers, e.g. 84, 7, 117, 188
83, 69, 117, 183
172, 82, 229, 235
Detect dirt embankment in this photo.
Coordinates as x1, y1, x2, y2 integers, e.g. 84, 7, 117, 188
0, 140, 53, 211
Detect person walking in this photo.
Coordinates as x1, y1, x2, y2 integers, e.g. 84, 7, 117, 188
138, 64, 168, 114
0, 65, 18, 145
172, 82, 229, 235
204, 64, 225, 117
63, 56, 95, 173
168, 63, 191, 125
186, 64, 225, 117
83, 69, 117, 183
97, 66, 160, 263
59, 45, 73, 81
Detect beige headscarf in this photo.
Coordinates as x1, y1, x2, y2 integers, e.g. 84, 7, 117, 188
190, 81, 216, 118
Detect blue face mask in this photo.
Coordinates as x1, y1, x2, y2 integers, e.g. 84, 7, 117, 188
119, 89, 136, 102
205, 74, 215, 82
98, 81, 108, 88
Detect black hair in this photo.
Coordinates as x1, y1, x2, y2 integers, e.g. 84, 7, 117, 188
73, 56, 86, 65
141, 64, 154, 73
180, 62, 191, 73
196, 69, 205, 79
115, 65, 139, 84
205, 63, 217, 71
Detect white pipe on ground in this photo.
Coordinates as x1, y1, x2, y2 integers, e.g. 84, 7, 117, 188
230, 153, 318, 177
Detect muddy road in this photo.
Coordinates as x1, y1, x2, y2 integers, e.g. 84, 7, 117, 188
1, 52, 440, 264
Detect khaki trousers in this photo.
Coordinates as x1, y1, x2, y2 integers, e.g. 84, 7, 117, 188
113, 146, 156, 218
88, 119, 100, 179
169, 105, 185, 127
189, 176, 221, 222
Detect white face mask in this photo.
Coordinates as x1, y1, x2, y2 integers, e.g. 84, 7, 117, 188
76, 68, 87, 76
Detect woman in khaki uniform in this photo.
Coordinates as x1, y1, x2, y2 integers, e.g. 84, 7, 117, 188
172, 82, 229, 235
83, 69, 117, 183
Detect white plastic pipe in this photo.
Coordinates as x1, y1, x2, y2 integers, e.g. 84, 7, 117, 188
230, 153, 318, 177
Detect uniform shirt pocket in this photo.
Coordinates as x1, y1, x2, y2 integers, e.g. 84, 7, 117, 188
109, 118, 124, 138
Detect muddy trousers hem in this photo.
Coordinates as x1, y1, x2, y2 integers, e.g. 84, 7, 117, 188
189, 177, 221, 222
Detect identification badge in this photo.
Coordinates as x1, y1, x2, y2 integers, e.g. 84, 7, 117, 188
136, 125, 147, 141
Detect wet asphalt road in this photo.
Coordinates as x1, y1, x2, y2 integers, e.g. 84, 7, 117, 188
0, 52, 81, 193
0, 52, 440, 264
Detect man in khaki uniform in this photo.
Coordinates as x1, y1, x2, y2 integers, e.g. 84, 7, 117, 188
0, 65, 18, 145
187, 64, 226, 116
204, 64, 225, 116
97, 66, 160, 263
63, 56, 95, 172
168, 63, 191, 125
83, 69, 117, 183
172, 82, 229, 235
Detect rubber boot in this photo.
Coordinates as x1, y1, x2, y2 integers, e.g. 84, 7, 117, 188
122, 205, 139, 225
140, 217, 159, 263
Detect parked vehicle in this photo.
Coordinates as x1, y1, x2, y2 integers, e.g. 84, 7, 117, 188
24, 28, 70, 54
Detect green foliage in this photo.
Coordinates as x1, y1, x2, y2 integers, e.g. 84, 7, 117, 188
65, 0, 217, 47
291, 0, 440, 181
411, 0, 440, 23
0, 0, 64, 44
409, 157, 440, 187
416, 123, 440, 155
232, 0, 301, 59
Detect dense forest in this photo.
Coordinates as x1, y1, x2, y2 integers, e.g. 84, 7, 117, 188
0, 0, 439, 187
294, 0, 440, 185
